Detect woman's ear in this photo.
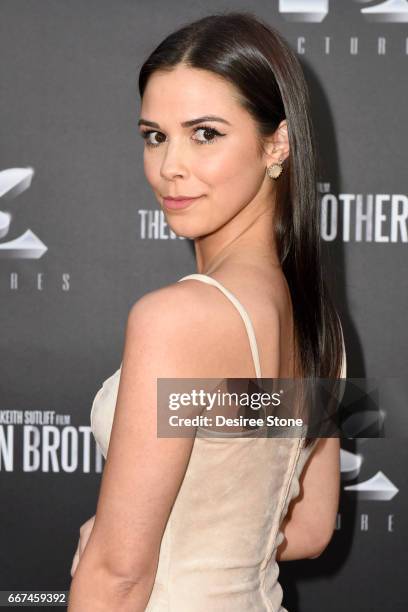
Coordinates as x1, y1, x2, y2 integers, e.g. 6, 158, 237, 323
262, 119, 290, 165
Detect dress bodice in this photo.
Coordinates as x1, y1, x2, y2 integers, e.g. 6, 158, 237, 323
89, 274, 346, 611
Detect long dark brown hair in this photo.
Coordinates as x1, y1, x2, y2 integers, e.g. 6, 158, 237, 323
138, 11, 345, 447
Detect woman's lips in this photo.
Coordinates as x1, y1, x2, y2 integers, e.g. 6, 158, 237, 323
162, 196, 203, 210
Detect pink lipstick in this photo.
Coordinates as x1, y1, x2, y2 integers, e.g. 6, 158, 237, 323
163, 195, 203, 210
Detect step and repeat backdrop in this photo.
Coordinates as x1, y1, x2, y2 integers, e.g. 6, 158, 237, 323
0, 1, 407, 610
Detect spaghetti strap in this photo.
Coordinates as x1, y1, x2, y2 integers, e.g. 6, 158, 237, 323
177, 273, 262, 379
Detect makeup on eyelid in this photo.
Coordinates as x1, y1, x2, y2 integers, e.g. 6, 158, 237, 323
140, 125, 226, 147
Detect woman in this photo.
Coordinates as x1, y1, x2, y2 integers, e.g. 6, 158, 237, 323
68, 11, 346, 612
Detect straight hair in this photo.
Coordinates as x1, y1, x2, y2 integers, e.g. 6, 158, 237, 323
138, 11, 345, 447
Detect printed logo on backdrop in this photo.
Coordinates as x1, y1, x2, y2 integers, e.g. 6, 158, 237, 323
0, 167, 47, 259
335, 378, 403, 536
315, 376, 404, 539
279, 0, 408, 23
340, 447, 398, 501
138, 209, 186, 240
0, 410, 104, 474
318, 184, 408, 243
138, 189, 408, 243
278, 0, 408, 56
338, 445, 399, 535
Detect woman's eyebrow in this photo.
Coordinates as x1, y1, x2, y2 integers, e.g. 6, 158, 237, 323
137, 115, 232, 128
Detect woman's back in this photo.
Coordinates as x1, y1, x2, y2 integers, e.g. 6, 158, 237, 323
90, 272, 334, 611
179, 265, 297, 378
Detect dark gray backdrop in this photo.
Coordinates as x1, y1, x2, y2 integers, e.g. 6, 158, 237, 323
0, 1, 407, 610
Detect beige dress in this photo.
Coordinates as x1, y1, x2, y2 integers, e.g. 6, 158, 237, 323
90, 273, 347, 611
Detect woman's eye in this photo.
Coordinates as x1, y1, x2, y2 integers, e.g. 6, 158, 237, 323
192, 126, 224, 145
140, 130, 165, 147
140, 126, 225, 147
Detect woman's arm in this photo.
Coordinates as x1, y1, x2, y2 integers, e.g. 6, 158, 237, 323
68, 285, 217, 610
276, 511, 321, 561
276, 437, 341, 562
68, 559, 156, 612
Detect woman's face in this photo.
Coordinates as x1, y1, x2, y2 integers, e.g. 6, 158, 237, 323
138, 64, 272, 238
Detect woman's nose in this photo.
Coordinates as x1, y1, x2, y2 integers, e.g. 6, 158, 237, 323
160, 140, 189, 180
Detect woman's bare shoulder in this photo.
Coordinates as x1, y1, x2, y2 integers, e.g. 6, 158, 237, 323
128, 277, 218, 327
124, 278, 235, 378
124, 275, 279, 378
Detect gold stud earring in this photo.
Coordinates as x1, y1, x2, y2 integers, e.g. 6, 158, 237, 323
266, 159, 284, 179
